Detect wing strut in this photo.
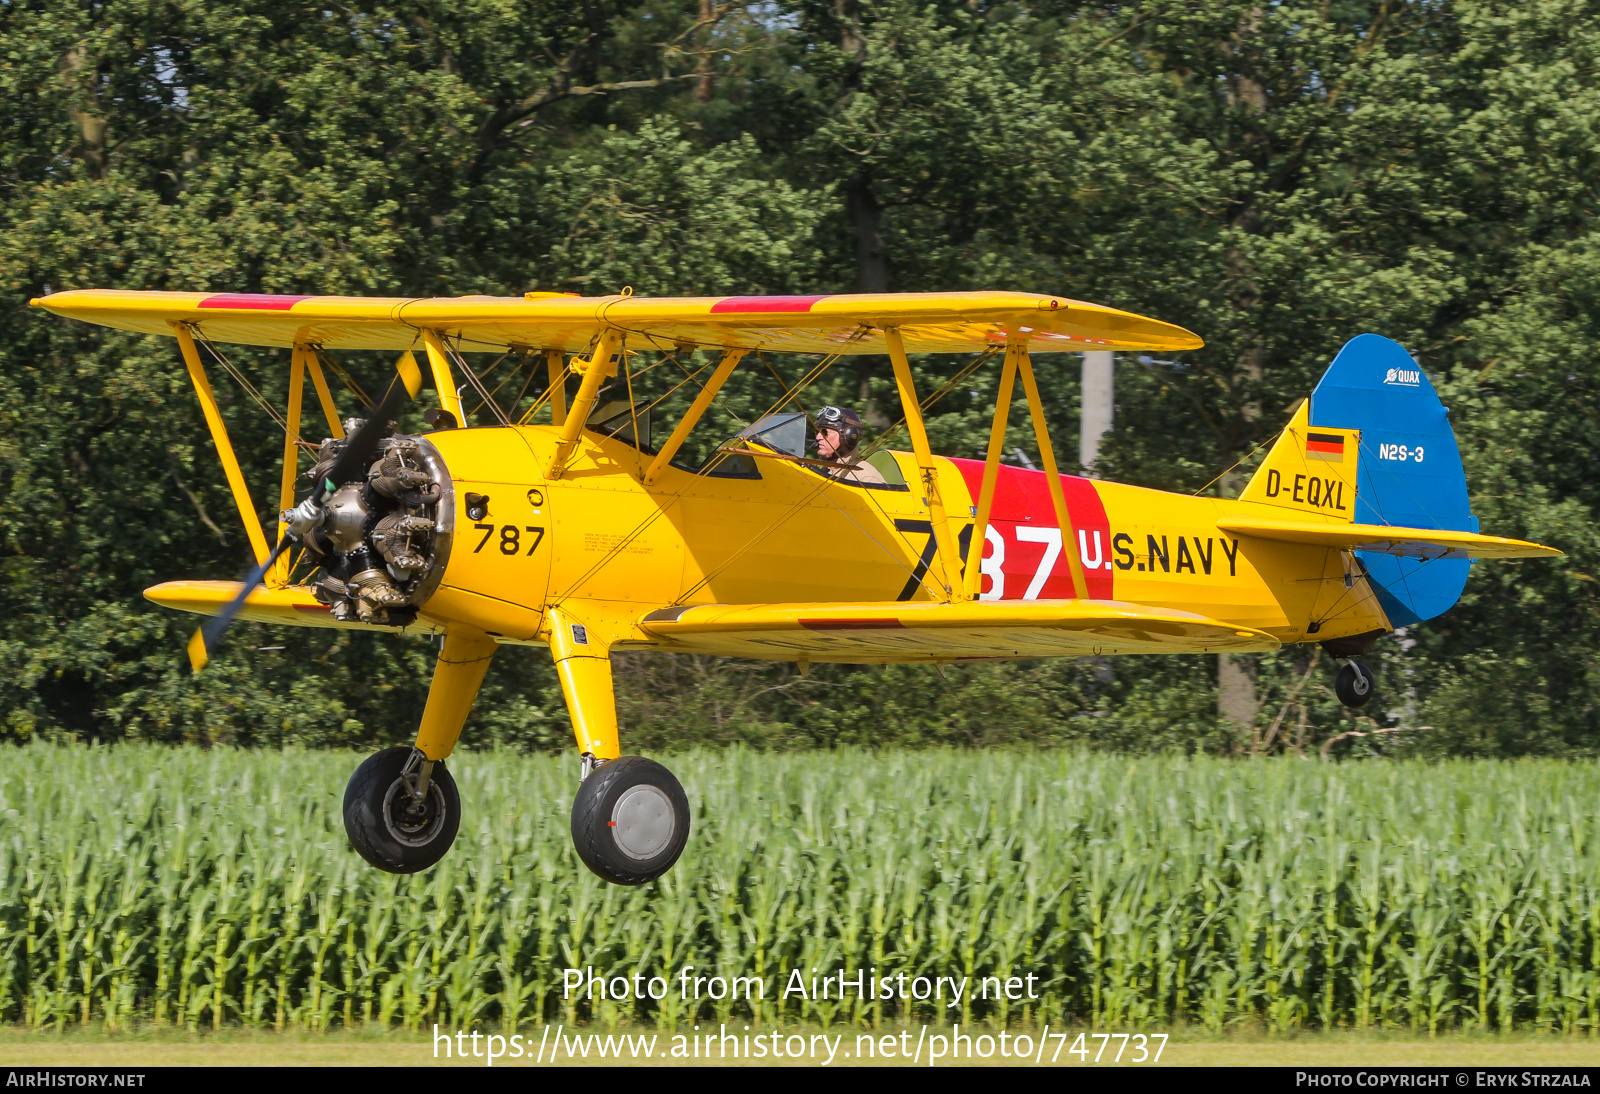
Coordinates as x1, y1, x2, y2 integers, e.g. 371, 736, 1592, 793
421, 329, 468, 429
1017, 341, 1088, 599
544, 349, 568, 426
643, 348, 747, 484
301, 345, 345, 438
964, 343, 1021, 598
173, 323, 271, 566
272, 347, 308, 587
885, 328, 966, 600
548, 328, 622, 479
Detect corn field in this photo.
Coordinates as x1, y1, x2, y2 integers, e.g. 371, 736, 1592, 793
4, 743, 1600, 1032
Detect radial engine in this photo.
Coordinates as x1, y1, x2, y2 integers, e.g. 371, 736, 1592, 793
290, 424, 452, 626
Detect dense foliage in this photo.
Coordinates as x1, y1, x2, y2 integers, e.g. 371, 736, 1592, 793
2, 0, 1597, 755
10, 743, 1600, 1032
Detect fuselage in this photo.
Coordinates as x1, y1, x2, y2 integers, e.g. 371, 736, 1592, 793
417, 424, 1389, 656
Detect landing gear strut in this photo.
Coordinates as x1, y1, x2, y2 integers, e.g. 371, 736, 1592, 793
549, 606, 692, 885
1334, 660, 1376, 709
344, 628, 496, 875
342, 612, 696, 885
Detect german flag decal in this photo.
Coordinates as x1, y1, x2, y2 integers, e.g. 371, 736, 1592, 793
1306, 432, 1345, 462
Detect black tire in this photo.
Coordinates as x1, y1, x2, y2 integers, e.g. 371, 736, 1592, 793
343, 746, 460, 873
570, 756, 690, 886
1335, 661, 1376, 709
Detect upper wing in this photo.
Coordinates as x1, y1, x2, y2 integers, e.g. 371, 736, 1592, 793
1218, 516, 1562, 560
638, 599, 1279, 661
31, 289, 1202, 355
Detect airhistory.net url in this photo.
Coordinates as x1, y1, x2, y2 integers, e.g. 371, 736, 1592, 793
430, 1024, 1170, 1065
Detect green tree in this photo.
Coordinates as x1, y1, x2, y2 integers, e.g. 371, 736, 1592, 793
1, 0, 1597, 758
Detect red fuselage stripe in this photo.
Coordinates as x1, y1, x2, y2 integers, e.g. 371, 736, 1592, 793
949, 457, 1114, 600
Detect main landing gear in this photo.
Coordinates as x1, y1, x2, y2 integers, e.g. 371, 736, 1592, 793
343, 626, 493, 874
547, 607, 689, 885
571, 756, 690, 885
344, 746, 461, 872
344, 612, 691, 885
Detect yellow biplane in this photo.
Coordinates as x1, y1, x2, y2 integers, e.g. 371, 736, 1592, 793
31, 288, 1559, 884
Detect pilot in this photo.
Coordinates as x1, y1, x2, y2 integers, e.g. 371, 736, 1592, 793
814, 405, 886, 485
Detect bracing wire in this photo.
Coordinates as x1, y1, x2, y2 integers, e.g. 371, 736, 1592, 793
552, 343, 1003, 609
442, 337, 512, 427
473, 348, 557, 423
818, 485, 948, 600
192, 329, 315, 449
462, 348, 520, 420
513, 343, 690, 428
1191, 429, 1282, 498
638, 357, 712, 418
312, 346, 372, 410
518, 356, 568, 425
503, 354, 545, 421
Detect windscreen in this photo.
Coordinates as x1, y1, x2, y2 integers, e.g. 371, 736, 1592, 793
587, 399, 652, 451
738, 412, 808, 458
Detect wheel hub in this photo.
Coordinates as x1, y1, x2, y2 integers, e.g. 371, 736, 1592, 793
382, 777, 447, 847
611, 785, 675, 860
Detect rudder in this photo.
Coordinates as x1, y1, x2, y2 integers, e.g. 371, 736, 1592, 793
1307, 334, 1476, 625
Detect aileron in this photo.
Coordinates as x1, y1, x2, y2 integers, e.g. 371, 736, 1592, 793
639, 599, 1280, 661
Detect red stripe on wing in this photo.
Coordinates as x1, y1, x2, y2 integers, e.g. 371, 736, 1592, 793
198, 294, 310, 311
709, 296, 827, 314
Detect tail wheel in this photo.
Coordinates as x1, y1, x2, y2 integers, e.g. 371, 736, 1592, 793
1335, 661, 1376, 709
571, 756, 690, 886
344, 746, 460, 873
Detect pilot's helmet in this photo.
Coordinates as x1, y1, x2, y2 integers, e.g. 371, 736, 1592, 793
815, 405, 864, 453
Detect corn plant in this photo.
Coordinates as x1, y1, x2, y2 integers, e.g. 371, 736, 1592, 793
1, 743, 1599, 1031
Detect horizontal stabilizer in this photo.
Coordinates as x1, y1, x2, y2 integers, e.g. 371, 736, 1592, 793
145, 580, 434, 633
638, 599, 1279, 662
1217, 517, 1560, 560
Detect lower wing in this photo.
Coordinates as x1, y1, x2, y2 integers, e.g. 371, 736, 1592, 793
145, 580, 431, 633
638, 599, 1280, 662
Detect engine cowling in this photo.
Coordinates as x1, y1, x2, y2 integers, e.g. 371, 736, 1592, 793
299, 433, 454, 626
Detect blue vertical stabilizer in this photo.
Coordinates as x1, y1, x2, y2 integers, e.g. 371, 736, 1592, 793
1308, 334, 1476, 626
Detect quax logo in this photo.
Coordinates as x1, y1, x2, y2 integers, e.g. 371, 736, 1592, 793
1384, 366, 1421, 386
